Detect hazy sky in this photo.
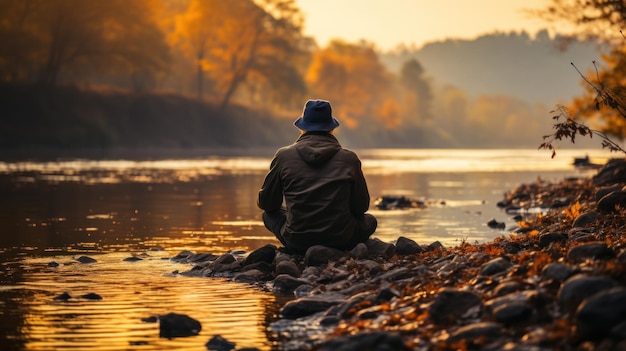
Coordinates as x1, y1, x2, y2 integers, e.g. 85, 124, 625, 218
296, 0, 551, 50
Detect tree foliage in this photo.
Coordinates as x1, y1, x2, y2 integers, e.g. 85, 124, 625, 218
0, 0, 170, 87
535, 0, 626, 153
171, 0, 309, 110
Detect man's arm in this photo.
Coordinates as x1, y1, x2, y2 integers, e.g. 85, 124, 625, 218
350, 158, 371, 214
258, 156, 283, 211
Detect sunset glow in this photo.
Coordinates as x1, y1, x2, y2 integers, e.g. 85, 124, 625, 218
296, 0, 551, 50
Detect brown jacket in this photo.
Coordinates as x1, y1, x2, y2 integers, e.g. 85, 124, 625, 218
258, 132, 371, 250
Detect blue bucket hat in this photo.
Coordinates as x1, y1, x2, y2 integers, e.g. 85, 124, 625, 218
294, 99, 340, 131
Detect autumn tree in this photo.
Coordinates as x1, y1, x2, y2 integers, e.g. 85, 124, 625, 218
400, 58, 433, 124
306, 40, 393, 129
0, 0, 171, 87
534, 0, 626, 141
172, 0, 309, 110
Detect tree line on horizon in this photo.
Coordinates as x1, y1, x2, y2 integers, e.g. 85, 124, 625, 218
0, 0, 617, 149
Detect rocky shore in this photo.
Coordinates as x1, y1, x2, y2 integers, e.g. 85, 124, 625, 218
171, 158, 626, 351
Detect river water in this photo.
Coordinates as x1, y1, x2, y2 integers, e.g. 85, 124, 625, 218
0, 148, 612, 350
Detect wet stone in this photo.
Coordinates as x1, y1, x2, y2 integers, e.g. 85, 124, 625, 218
558, 274, 617, 313
566, 242, 615, 262
394, 236, 423, 255
159, 312, 201, 338
243, 244, 276, 266
280, 295, 346, 320
492, 302, 534, 325
447, 322, 503, 343
205, 334, 236, 351
492, 281, 524, 297
315, 331, 409, 351
595, 184, 623, 201
480, 257, 512, 276
170, 250, 194, 262
272, 274, 310, 295
275, 260, 301, 277
304, 245, 345, 266
576, 287, 626, 340
572, 210, 600, 227
597, 190, 626, 213
429, 288, 483, 325
538, 232, 567, 248
53, 292, 72, 301
233, 269, 267, 283
76, 255, 97, 264
541, 262, 577, 282
349, 242, 368, 259
80, 292, 103, 300
365, 238, 395, 258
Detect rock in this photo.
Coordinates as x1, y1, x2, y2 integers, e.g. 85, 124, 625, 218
123, 256, 143, 262
315, 331, 409, 351
492, 281, 524, 297
394, 236, 423, 255
280, 295, 346, 319
572, 210, 600, 227
541, 262, 577, 282
53, 292, 72, 301
275, 260, 301, 277
597, 190, 626, 213
480, 257, 512, 276
447, 322, 503, 342
159, 312, 201, 338
538, 232, 567, 248
186, 253, 217, 263
80, 292, 103, 300
425, 241, 444, 251
428, 288, 483, 325
492, 302, 534, 325
241, 261, 271, 274
595, 184, 623, 201
75, 255, 97, 264
487, 218, 506, 229
304, 245, 345, 266
272, 274, 310, 295
243, 244, 276, 267
213, 253, 237, 265
365, 238, 395, 258
558, 274, 617, 313
47, 261, 60, 267
170, 250, 194, 262
576, 287, 626, 340
349, 242, 369, 259
233, 269, 267, 283
566, 242, 615, 262
205, 335, 236, 351
591, 158, 626, 186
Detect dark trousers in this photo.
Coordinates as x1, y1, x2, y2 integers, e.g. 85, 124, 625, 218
262, 208, 377, 253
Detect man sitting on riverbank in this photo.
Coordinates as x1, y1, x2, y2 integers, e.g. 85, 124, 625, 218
257, 99, 377, 254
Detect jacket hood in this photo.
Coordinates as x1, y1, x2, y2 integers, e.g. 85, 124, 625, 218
294, 132, 341, 165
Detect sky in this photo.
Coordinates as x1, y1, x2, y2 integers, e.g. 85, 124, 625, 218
296, 0, 553, 51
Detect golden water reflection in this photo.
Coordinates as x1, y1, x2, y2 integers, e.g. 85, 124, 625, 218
17, 253, 280, 351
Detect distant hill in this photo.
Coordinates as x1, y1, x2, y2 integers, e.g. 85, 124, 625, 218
381, 30, 606, 105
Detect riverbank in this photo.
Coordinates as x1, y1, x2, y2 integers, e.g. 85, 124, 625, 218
171, 157, 626, 350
